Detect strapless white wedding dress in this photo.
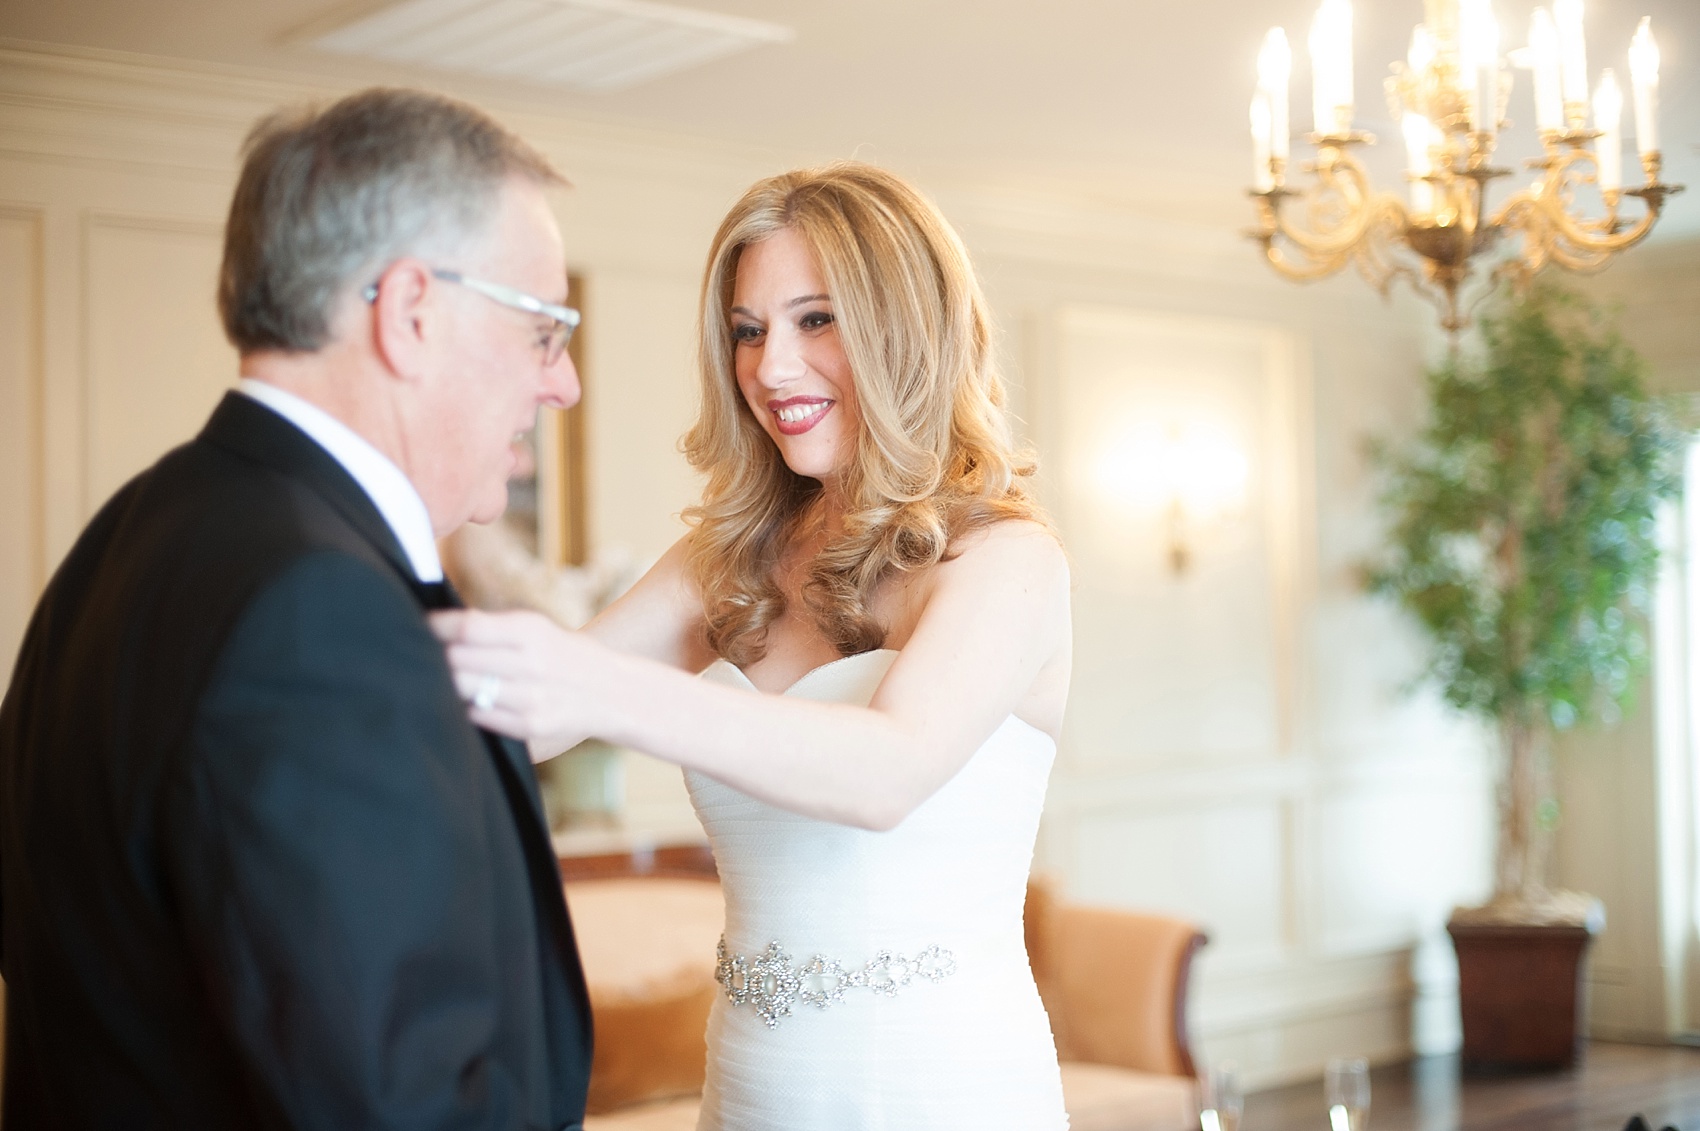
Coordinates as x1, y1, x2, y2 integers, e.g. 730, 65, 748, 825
688, 649, 1069, 1130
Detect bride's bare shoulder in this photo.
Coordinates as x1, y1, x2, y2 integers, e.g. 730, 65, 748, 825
945, 519, 1069, 584
585, 534, 716, 669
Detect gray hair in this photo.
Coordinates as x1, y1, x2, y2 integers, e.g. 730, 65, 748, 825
218, 87, 565, 354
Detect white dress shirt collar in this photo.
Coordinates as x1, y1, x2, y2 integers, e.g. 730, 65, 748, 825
236, 378, 443, 583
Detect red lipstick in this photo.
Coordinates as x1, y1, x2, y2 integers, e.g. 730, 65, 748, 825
768, 396, 834, 436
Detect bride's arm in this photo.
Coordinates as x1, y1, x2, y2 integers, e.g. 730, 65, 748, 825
435, 522, 1070, 830
509, 537, 714, 763
578, 536, 717, 671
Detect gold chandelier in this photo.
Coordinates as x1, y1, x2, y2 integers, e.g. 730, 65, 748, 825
1248, 0, 1684, 331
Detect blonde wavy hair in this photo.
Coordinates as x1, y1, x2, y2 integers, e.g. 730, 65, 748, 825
682, 161, 1047, 666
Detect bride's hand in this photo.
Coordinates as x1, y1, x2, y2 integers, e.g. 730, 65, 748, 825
428, 609, 609, 757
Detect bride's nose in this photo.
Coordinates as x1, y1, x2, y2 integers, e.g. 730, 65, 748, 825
754, 328, 807, 389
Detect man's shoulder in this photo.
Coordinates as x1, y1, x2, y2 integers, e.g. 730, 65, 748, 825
103, 427, 398, 606
20, 429, 411, 714
227, 548, 426, 648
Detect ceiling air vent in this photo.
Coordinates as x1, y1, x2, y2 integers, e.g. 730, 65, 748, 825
309, 0, 795, 92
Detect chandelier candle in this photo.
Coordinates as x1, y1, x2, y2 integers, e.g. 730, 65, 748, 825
1403, 113, 1437, 212
1593, 69, 1623, 192
1251, 93, 1274, 192
1459, 0, 1499, 135
1553, 0, 1588, 123
1628, 18, 1658, 158
1528, 9, 1564, 134
1258, 28, 1292, 165
1309, 0, 1353, 134
1246, 0, 1684, 333
1408, 24, 1435, 78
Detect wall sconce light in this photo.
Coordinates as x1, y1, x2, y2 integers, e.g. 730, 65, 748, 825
1096, 423, 1251, 575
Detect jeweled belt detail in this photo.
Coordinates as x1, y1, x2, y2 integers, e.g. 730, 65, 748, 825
714, 935, 958, 1029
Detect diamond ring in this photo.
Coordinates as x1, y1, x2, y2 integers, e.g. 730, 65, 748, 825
472, 674, 502, 712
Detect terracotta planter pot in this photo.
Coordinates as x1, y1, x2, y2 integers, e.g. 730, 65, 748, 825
1446, 919, 1598, 1071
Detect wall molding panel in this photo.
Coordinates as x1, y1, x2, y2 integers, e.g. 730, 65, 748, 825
79, 210, 233, 515
0, 203, 45, 687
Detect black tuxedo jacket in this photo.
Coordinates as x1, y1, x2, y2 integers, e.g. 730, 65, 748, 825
0, 393, 592, 1129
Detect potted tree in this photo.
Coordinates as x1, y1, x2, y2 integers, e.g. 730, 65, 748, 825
1369, 284, 1685, 1070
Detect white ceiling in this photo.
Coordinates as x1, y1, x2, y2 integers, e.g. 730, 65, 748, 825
2, 0, 1696, 237
308, 0, 795, 93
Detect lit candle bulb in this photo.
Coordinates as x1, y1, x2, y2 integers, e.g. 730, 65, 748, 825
1593, 68, 1623, 192
1480, 7, 1500, 135
1629, 17, 1659, 158
1529, 9, 1564, 134
1252, 91, 1274, 192
1310, 0, 1354, 135
1409, 24, 1435, 76
1460, 0, 1501, 134
1259, 28, 1292, 165
1553, 0, 1588, 116
1335, 0, 1354, 130
1402, 113, 1436, 213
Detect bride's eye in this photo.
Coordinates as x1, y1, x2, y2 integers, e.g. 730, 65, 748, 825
731, 322, 764, 344
798, 311, 834, 332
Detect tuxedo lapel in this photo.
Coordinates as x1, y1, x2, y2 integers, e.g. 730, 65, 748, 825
411, 576, 556, 857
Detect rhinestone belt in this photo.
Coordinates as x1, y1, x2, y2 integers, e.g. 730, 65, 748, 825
714, 935, 958, 1029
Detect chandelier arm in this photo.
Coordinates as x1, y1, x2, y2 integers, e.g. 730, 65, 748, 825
1359, 255, 1421, 301
1491, 193, 1556, 281
1489, 150, 1662, 259
1550, 206, 1658, 258
1497, 193, 1657, 277
1348, 201, 1419, 295
1259, 239, 1358, 283
1263, 151, 1394, 261
1544, 237, 1645, 273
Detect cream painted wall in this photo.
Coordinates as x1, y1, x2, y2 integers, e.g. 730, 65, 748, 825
1554, 239, 1700, 1041
0, 41, 1497, 1088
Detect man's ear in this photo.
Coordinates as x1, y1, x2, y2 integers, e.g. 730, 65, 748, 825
368, 258, 439, 384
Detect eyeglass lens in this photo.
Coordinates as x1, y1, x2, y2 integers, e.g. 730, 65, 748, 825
543, 320, 572, 367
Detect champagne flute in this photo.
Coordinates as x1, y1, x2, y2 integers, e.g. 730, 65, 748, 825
1325, 1056, 1370, 1131
1199, 1060, 1244, 1131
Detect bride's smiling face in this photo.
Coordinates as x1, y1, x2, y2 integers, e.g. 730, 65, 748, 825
730, 228, 860, 487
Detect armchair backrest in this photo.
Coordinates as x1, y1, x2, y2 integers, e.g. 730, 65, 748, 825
1025, 879, 1207, 1078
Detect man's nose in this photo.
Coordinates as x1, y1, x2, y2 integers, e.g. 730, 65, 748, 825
541, 350, 581, 410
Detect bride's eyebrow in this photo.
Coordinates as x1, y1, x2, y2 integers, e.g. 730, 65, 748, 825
728, 294, 830, 318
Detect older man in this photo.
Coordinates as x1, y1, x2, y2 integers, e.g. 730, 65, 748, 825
0, 89, 591, 1128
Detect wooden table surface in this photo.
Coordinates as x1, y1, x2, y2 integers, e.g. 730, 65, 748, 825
1240, 1042, 1700, 1131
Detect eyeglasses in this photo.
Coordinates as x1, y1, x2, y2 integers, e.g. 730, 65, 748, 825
362, 268, 580, 366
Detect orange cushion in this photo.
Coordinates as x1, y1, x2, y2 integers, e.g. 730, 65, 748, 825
1060, 1062, 1197, 1131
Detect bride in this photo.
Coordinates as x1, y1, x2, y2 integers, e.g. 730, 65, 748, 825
434, 161, 1072, 1129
